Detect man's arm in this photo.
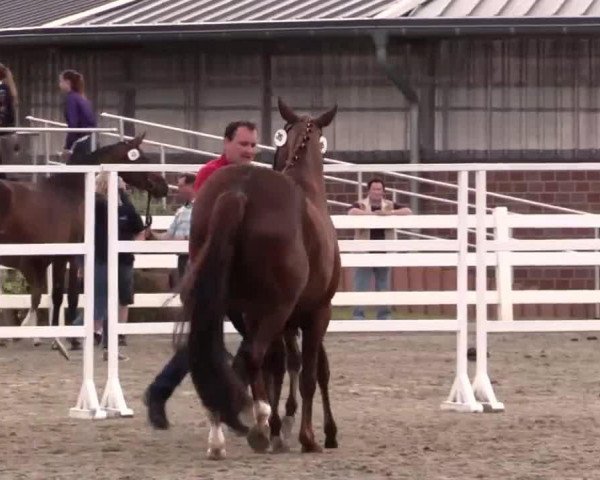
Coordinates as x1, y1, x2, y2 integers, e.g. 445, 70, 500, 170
376, 202, 412, 216
348, 202, 367, 215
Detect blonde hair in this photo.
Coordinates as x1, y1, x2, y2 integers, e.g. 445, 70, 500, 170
95, 172, 109, 196
0, 63, 18, 106
95, 172, 126, 203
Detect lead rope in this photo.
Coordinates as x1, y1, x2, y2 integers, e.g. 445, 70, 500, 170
144, 191, 153, 229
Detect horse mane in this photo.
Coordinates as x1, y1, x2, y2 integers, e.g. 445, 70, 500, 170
68, 141, 127, 166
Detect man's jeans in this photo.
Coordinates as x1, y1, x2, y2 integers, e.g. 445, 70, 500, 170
352, 266, 392, 320
148, 310, 246, 401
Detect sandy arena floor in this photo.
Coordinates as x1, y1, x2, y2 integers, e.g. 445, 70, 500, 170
1, 331, 600, 480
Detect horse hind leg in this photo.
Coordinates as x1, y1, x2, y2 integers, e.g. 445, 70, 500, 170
282, 329, 301, 443
243, 308, 292, 454
206, 410, 227, 460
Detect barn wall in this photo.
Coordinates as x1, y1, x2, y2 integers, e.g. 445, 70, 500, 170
3, 35, 600, 320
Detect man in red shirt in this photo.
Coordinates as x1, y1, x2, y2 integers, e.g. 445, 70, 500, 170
194, 120, 258, 191
144, 120, 258, 430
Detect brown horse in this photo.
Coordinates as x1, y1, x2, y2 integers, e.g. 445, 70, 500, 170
180, 98, 340, 459
0, 133, 168, 353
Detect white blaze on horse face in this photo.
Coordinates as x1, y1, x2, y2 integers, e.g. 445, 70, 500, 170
274, 129, 287, 147
254, 400, 271, 426
206, 411, 226, 460
319, 136, 328, 154
127, 148, 140, 161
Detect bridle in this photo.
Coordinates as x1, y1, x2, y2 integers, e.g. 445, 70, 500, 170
277, 119, 315, 174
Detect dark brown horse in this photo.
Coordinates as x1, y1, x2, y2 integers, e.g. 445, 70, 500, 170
0, 133, 168, 354
179, 98, 340, 459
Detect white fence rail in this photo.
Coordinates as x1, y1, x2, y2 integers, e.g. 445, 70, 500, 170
3, 162, 600, 419
0, 164, 104, 420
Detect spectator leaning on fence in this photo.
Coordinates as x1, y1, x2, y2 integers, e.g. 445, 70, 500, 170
347, 177, 412, 320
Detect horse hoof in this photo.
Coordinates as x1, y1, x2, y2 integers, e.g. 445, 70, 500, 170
207, 448, 226, 460
281, 415, 294, 441
301, 442, 323, 454
325, 438, 338, 449
270, 436, 289, 454
33, 339, 41, 347
247, 425, 270, 453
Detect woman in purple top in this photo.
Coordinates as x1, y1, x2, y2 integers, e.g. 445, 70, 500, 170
58, 69, 97, 161
0, 63, 18, 179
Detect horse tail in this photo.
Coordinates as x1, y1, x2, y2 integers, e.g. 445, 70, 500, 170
0, 181, 12, 229
179, 190, 250, 434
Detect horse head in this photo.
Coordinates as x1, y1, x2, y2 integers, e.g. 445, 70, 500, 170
90, 133, 169, 199
272, 97, 337, 174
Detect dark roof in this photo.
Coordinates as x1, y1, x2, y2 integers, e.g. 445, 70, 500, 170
0, 0, 110, 29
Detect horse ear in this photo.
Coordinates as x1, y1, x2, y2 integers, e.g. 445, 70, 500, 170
130, 132, 146, 148
314, 105, 337, 129
278, 97, 299, 124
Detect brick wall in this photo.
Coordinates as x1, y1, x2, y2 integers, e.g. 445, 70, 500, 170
327, 169, 599, 320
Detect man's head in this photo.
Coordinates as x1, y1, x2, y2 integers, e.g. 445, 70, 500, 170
223, 121, 258, 165
367, 178, 385, 203
177, 173, 196, 203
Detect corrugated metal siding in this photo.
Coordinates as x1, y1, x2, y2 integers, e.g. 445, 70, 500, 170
62, 0, 600, 26
409, 0, 600, 17
0, 0, 109, 28
2, 36, 600, 156
70, 0, 410, 25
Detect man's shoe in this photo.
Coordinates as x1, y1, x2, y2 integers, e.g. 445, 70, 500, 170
143, 388, 169, 430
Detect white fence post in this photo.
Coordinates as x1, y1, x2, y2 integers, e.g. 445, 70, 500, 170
100, 170, 133, 417
70, 171, 106, 419
441, 170, 483, 413
494, 207, 513, 322
471, 170, 504, 412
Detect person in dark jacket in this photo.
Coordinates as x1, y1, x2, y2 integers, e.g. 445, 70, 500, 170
0, 63, 18, 179
73, 174, 146, 360
58, 69, 97, 161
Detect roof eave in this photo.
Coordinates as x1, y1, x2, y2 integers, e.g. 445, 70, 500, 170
1, 17, 599, 46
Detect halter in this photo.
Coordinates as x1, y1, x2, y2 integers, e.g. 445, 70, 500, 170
281, 119, 313, 174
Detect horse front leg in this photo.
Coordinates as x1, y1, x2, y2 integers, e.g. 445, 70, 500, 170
264, 336, 287, 453
282, 328, 301, 443
19, 265, 44, 347
65, 258, 81, 327
50, 259, 66, 328
317, 342, 338, 449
